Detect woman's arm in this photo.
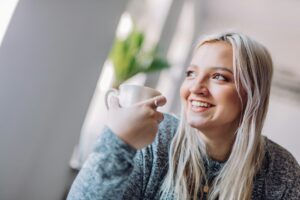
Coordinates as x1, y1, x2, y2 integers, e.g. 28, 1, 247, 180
67, 96, 167, 200
67, 127, 144, 200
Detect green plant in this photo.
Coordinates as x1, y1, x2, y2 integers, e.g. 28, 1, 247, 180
109, 28, 169, 88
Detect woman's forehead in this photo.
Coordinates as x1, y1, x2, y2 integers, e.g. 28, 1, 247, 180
191, 41, 233, 71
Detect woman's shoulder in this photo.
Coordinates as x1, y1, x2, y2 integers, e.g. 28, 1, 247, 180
264, 137, 299, 170
263, 137, 300, 198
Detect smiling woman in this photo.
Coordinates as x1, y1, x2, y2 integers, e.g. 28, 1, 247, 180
180, 41, 242, 162
161, 34, 275, 200
67, 32, 300, 200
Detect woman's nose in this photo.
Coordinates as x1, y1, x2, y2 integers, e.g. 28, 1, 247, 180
189, 79, 209, 97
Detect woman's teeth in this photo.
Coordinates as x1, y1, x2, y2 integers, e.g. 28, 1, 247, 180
191, 101, 212, 108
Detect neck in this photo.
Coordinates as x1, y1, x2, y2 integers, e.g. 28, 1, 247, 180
205, 136, 234, 162
199, 125, 237, 162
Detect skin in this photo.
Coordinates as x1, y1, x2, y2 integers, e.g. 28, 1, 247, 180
107, 95, 166, 149
180, 41, 243, 161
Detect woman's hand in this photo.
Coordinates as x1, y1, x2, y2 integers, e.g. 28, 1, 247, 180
107, 95, 167, 149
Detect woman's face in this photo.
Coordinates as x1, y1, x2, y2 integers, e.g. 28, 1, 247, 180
180, 41, 242, 134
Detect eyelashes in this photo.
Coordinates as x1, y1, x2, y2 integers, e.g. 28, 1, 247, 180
185, 70, 196, 78
212, 73, 229, 81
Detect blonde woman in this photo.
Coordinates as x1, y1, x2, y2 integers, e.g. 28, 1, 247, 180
67, 32, 300, 200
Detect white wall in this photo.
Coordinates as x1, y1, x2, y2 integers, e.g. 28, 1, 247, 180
0, 1, 128, 199
264, 96, 300, 162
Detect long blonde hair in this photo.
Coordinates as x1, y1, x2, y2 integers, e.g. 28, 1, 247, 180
160, 32, 273, 200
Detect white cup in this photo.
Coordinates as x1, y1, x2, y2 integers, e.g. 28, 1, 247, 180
105, 84, 161, 109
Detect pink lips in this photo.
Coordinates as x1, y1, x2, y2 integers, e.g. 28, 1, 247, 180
191, 105, 211, 113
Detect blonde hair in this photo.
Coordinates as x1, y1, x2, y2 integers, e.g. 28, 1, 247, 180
160, 32, 273, 200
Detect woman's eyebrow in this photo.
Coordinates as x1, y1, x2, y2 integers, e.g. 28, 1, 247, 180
189, 64, 233, 74
210, 66, 233, 74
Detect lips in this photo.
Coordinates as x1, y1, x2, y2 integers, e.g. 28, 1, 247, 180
189, 99, 215, 112
190, 99, 215, 107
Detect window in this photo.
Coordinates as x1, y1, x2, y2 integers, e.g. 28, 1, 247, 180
0, 0, 20, 47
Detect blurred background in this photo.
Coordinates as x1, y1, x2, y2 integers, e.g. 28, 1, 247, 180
0, 0, 299, 199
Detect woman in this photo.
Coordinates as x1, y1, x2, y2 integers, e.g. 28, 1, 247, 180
67, 32, 300, 200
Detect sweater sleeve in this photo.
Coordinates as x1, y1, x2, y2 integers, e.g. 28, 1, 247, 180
67, 127, 143, 200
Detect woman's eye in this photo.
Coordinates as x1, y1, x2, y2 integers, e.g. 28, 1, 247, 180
185, 70, 197, 78
213, 74, 228, 81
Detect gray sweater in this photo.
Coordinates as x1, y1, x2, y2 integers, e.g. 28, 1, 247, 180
67, 113, 300, 200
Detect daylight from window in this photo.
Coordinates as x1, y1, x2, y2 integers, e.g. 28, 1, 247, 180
0, 0, 19, 47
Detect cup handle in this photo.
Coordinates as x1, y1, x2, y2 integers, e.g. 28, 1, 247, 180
105, 88, 119, 110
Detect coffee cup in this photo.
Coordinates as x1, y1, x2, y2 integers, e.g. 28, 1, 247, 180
105, 84, 162, 109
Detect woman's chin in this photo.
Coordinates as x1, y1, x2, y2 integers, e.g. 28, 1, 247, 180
186, 118, 210, 130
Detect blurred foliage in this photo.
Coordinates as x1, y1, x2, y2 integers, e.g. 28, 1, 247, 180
109, 28, 169, 88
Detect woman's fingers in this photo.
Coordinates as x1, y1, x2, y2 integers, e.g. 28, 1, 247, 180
138, 96, 166, 123
107, 95, 166, 150
153, 96, 167, 108
140, 95, 167, 109
156, 111, 164, 123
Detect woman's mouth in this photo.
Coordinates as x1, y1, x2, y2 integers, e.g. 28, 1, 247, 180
190, 100, 214, 112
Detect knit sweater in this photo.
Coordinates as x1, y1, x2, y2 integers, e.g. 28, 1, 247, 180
67, 113, 300, 200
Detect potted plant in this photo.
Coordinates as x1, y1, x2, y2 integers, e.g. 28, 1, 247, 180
108, 27, 169, 88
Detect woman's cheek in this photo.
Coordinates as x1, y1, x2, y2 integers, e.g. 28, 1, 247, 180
179, 81, 189, 101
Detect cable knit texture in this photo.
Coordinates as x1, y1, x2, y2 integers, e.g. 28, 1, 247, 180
67, 113, 300, 200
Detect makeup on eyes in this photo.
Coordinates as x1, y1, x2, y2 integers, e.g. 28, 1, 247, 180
212, 73, 229, 81
185, 70, 196, 77
185, 66, 233, 82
